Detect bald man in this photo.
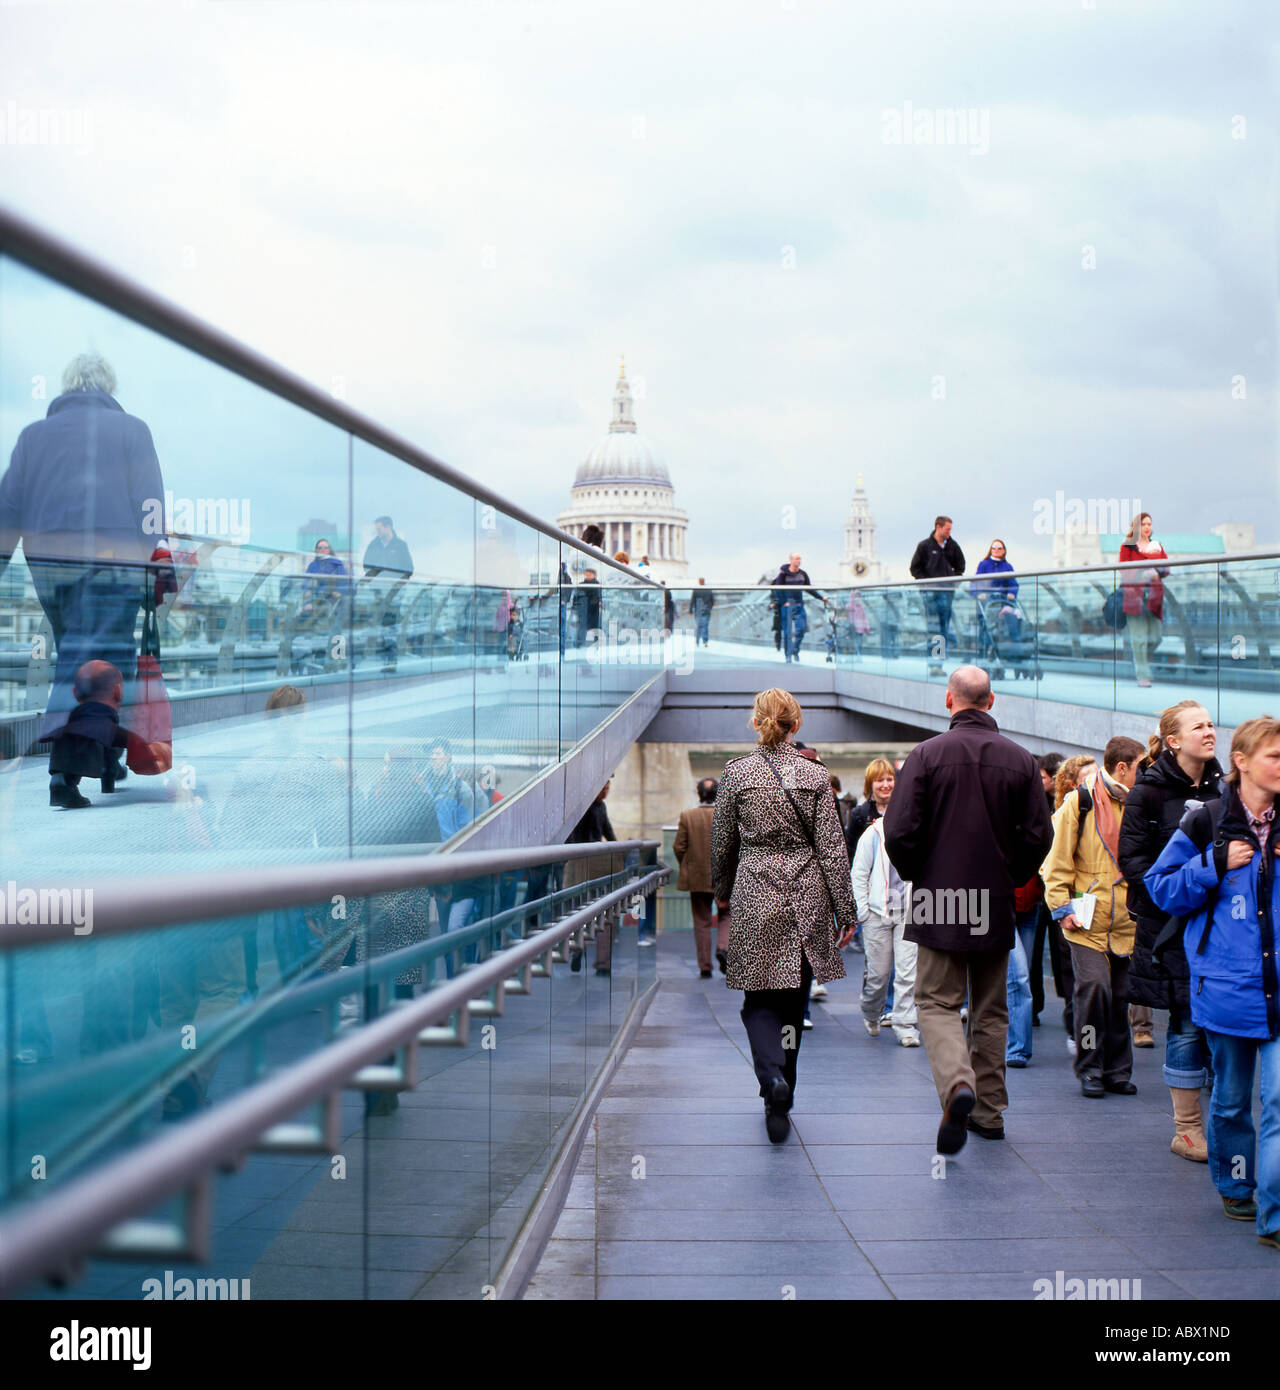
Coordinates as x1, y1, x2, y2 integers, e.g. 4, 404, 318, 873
883, 666, 1053, 1154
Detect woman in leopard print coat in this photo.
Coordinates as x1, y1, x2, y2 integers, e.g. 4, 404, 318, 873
711, 689, 857, 1140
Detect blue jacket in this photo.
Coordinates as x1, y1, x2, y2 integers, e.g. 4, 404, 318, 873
1145, 785, 1280, 1040
970, 556, 1018, 600
302, 553, 351, 599
0, 391, 164, 567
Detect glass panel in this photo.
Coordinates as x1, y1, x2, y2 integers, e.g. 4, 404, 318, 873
349, 439, 474, 855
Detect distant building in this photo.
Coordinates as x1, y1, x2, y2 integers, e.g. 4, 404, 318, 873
557, 362, 690, 583
838, 474, 885, 585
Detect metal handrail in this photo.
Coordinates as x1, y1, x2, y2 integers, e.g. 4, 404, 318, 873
666, 550, 1280, 592
0, 204, 655, 589
0, 865, 668, 1294
0, 839, 659, 948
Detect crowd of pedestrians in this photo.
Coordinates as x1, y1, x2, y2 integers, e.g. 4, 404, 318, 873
699, 673, 1279, 1256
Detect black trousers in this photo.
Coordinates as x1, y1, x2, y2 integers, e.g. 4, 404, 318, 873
741, 955, 812, 1102
1049, 918, 1076, 1034
1069, 942, 1132, 1085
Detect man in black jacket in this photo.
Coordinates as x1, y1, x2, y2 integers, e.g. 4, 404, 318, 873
884, 666, 1053, 1154
909, 516, 965, 676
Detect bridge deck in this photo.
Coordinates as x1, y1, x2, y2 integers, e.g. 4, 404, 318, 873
526, 934, 1274, 1300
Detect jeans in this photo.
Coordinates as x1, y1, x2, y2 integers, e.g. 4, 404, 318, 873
29, 560, 144, 740
781, 603, 806, 660
695, 612, 710, 645
924, 590, 954, 665
1006, 910, 1038, 1062
1164, 1007, 1211, 1090
1203, 1029, 1280, 1236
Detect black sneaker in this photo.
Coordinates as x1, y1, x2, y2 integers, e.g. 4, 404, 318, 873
966, 1117, 1005, 1141
716, 950, 728, 975
1103, 1080, 1137, 1095
1081, 1077, 1105, 1098
764, 1078, 791, 1143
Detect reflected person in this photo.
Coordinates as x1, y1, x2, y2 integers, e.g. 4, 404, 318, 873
0, 353, 165, 800
362, 514, 414, 672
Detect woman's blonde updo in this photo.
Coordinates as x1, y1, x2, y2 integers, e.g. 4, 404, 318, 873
752, 688, 802, 747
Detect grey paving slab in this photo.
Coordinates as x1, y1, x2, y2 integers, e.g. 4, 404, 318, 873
596, 1239, 880, 1278
596, 1274, 894, 1300
858, 1236, 1140, 1276
595, 1208, 855, 1242
593, 1174, 837, 1211
837, 1207, 1105, 1241
524, 1273, 597, 1300
1114, 1233, 1280, 1270
1158, 1267, 1280, 1299
595, 1143, 815, 1176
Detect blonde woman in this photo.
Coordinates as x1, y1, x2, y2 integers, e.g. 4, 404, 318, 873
1119, 701, 1223, 1161
1146, 715, 1280, 1245
711, 688, 858, 1143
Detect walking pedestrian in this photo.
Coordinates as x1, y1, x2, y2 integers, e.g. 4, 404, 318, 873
883, 666, 1053, 1153
1043, 738, 1146, 1097
769, 553, 826, 663
1118, 512, 1169, 689
1118, 700, 1223, 1162
565, 780, 618, 975
711, 688, 857, 1143
1145, 715, 1280, 1249
362, 516, 414, 671
690, 578, 716, 647
844, 757, 894, 863
0, 353, 165, 793
908, 516, 965, 676
674, 777, 731, 978
852, 778, 920, 1047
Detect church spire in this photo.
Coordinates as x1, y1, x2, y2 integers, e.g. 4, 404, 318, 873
609, 358, 636, 434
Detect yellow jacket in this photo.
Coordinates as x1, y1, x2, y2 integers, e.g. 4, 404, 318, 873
1042, 774, 1135, 957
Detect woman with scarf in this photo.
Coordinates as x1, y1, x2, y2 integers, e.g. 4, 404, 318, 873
1042, 737, 1147, 1098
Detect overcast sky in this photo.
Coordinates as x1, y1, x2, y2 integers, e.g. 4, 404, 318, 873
1, 0, 1277, 584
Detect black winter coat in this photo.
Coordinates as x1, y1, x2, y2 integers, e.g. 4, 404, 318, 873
883, 707, 1053, 951
1117, 750, 1223, 1013
908, 535, 965, 582
843, 799, 880, 864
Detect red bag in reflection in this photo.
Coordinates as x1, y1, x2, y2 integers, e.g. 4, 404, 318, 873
126, 581, 173, 775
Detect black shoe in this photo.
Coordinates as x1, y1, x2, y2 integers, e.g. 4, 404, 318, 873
966, 1117, 1005, 1141
1081, 1077, 1105, 1098
766, 1076, 791, 1113
764, 1103, 790, 1143
50, 779, 91, 809
1103, 1080, 1137, 1095
699, 969, 712, 979
594, 967, 611, 977
716, 950, 728, 975
937, 1083, 975, 1155
570, 948, 582, 973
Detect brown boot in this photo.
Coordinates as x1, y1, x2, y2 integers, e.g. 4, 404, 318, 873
1170, 1087, 1208, 1162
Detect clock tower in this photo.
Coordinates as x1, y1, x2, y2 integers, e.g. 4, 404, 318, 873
839, 474, 883, 584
